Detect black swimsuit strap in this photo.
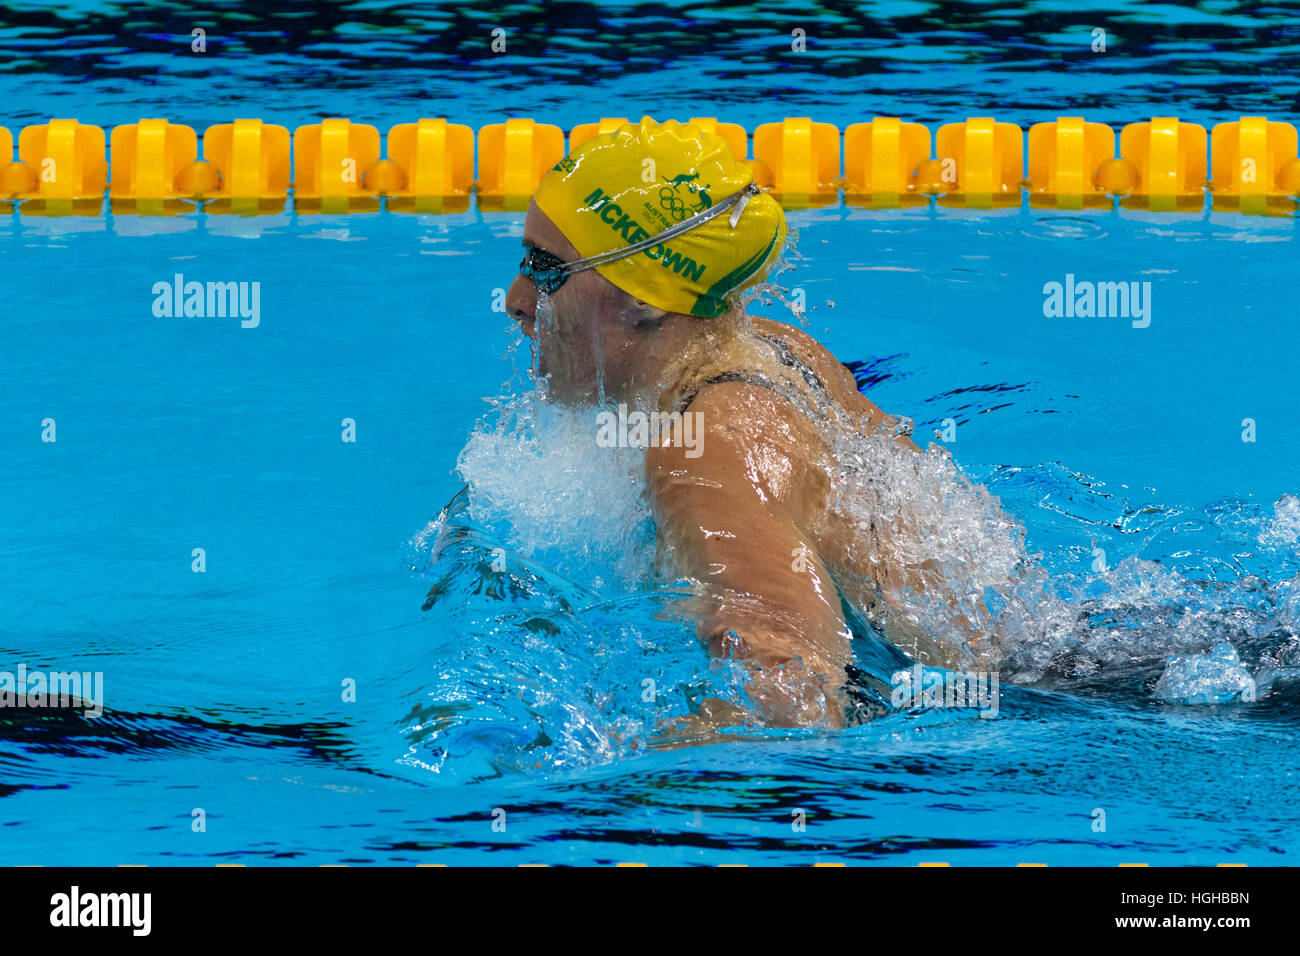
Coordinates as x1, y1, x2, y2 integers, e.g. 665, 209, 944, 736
674, 329, 833, 418
674, 370, 777, 414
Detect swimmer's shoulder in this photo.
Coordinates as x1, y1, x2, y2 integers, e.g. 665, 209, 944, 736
649, 375, 832, 520
749, 314, 889, 422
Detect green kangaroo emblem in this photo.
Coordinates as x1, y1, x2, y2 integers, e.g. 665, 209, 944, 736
659, 173, 713, 220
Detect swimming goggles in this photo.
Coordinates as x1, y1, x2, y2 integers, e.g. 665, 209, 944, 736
519, 181, 761, 296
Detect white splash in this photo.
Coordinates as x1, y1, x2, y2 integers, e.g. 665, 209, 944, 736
456, 391, 657, 591
1259, 494, 1300, 551
1154, 642, 1256, 704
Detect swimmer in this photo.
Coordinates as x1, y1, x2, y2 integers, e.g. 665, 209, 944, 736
504, 117, 997, 730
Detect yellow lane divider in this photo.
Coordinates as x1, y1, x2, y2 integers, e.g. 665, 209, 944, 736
1, 114, 1298, 214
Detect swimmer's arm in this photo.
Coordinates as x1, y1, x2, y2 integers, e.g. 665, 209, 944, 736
645, 383, 852, 726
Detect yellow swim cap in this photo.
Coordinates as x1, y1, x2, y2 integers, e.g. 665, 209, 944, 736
533, 117, 787, 319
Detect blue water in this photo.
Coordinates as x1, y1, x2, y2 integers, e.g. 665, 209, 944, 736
2, 1, 1300, 864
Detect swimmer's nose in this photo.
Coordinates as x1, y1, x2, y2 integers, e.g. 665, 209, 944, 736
506, 274, 537, 339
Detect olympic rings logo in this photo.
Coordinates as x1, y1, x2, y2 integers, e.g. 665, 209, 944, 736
659, 186, 689, 221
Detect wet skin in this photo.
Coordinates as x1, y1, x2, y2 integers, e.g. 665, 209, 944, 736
506, 202, 981, 729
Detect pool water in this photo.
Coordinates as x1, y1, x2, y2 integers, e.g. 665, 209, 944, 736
2, 1, 1299, 865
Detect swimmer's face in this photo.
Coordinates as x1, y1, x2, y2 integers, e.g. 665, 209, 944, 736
506, 202, 668, 403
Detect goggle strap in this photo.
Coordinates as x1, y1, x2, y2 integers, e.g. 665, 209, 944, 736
558, 182, 762, 279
